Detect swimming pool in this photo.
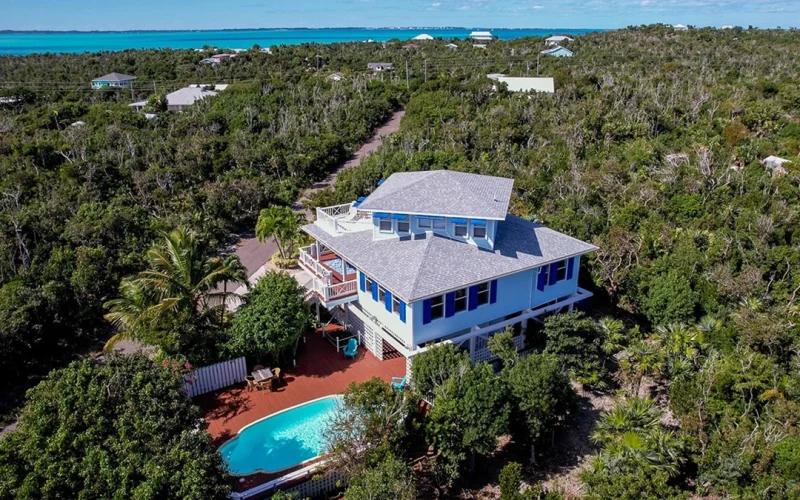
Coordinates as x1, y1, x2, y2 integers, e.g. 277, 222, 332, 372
219, 395, 342, 475
325, 258, 356, 276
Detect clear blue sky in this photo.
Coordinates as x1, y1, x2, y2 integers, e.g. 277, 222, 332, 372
3, 0, 796, 31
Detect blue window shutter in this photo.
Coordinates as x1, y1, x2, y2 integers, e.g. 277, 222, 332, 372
468, 285, 479, 310
423, 299, 432, 324
445, 292, 456, 318
567, 257, 575, 280
490, 280, 498, 304
359, 272, 366, 292
399, 301, 406, 323
385, 290, 392, 312
537, 267, 546, 291
549, 262, 559, 285
372, 282, 379, 301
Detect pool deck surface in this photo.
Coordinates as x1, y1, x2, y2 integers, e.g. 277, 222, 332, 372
198, 331, 406, 448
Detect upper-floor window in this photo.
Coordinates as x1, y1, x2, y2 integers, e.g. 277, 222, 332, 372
392, 295, 401, 314
419, 217, 446, 230
540, 265, 549, 284
397, 220, 410, 233
473, 225, 486, 239
557, 260, 568, 281
366, 277, 374, 294
454, 288, 468, 313
379, 219, 392, 232
454, 220, 468, 237
430, 295, 444, 320
477, 282, 490, 306
379, 286, 387, 303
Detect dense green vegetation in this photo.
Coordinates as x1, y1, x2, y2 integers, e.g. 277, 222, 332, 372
2, 25, 800, 498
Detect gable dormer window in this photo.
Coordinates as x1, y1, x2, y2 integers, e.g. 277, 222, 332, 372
453, 218, 468, 237
472, 219, 487, 239
419, 217, 445, 230
393, 214, 409, 234
379, 219, 392, 232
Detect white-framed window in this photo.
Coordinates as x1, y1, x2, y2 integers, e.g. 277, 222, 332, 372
366, 277, 374, 294
379, 219, 392, 232
379, 286, 387, 303
419, 218, 432, 229
397, 220, 410, 233
477, 282, 490, 306
454, 222, 468, 237
432, 219, 446, 230
473, 225, 487, 239
392, 296, 401, 314
431, 295, 444, 320
540, 265, 549, 283
454, 288, 468, 313
557, 260, 568, 281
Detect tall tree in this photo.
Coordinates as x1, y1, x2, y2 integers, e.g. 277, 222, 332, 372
255, 206, 304, 260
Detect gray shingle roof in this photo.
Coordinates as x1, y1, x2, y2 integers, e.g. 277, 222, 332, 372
92, 72, 136, 82
357, 171, 514, 220
302, 214, 597, 302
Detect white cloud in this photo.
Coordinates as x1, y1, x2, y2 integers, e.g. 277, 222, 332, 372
432, 1, 442, 5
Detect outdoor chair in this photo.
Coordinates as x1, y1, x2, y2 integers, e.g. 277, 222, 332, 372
343, 338, 358, 359
244, 375, 257, 392
271, 368, 282, 391
391, 375, 407, 392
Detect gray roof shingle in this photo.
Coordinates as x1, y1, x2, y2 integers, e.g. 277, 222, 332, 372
92, 72, 136, 82
357, 171, 514, 220
302, 214, 597, 302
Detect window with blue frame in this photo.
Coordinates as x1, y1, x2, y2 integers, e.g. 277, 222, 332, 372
378, 286, 387, 303
422, 279, 497, 324
366, 277, 374, 294
557, 260, 568, 281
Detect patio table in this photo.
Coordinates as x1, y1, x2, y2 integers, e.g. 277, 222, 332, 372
253, 368, 274, 382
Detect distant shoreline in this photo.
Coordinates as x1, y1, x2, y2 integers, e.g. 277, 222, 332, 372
0, 27, 601, 34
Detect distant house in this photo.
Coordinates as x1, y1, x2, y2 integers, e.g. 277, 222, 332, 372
413, 33, 434, 41
91, 73, 136, 90
672, 24, 689, 31
402, 43, 419, 50
260, 47, 273, 54
545, 35, 574, 46
200, 53, 237, 65
189, 83, 228, 91
762, 155, 792, 176
367, 62, 394, 72
130, 86, 219, 112
540, 46, 574, 57
472, 44, 487, 49
327, 72, 344, 82
490, 76, 555, 94
486, 73, 507, 81
470, 31, 493, 41
446, 43, 458, 50
721, 25, 735, 30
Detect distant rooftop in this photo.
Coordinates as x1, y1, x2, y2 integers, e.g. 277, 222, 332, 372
92, 72, 136, 82
357, 171, 514, 220
493, 76, 555, 93
303, 214, 597, 302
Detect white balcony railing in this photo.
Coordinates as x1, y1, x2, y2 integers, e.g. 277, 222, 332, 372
315, 203, 372, 235
306, 275, 358, 304
299, 245, 333, 284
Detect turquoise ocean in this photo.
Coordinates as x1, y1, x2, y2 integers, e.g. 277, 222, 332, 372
0, 28, 603, 56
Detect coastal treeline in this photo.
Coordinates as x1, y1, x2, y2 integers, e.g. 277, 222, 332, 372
2, 24, 800, 499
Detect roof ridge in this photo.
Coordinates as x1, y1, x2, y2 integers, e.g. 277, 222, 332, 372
408, 234, 438, 299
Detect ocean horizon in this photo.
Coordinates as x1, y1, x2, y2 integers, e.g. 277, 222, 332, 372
0, 27, 606, 56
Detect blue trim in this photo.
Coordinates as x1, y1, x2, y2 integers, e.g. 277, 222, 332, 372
567, 257, 575, 280
537, 267, 547, 291
549, 262, 559, 285
359, 272, 366, 292
423, 299, 432, 324
468, 285, 479, 310
452, 217, 467, 224
378, 179, 385, 186
385, 290, 392, 312
391, 214, 408, 220
417, 216, 444, 220
445, 292, 456, 318
399, 301, 406, 323
471, 219, 486, 226
357, 196, 367, 202
490, 280, 498, 304
352, 201, 361, 208
371, 282, 379, 301
374, 212, 390, 219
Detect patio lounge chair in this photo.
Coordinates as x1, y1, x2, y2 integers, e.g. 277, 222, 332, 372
391, 375, 407, 392
244, 375, 257, 392
343, 338, 358, 359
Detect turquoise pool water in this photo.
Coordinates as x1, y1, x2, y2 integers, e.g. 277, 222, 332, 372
219, 395, 342, 475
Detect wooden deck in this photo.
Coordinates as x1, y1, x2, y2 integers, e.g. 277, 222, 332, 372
198, 331, 406, 447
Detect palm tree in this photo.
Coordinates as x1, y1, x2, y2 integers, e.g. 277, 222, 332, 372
619, 339, 663, 394
256, 205, 303, 259
591, 397, 661, 446
104, 227, 247, 350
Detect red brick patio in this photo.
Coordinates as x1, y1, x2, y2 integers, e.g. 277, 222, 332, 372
198, 331, 406, 447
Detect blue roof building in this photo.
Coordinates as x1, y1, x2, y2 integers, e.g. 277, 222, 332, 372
299, 171, 596, 371
541, 46, 574, 58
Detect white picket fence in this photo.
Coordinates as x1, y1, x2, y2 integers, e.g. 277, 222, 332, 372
184, 356, 247, 397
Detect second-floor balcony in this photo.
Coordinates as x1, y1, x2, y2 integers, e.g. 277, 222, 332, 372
315, 203, 373, 235
298, 244, 359, 307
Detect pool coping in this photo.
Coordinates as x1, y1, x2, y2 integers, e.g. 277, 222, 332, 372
218, 393, 343, 478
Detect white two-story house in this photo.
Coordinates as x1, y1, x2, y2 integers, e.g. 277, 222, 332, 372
299, 170, 597, 373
